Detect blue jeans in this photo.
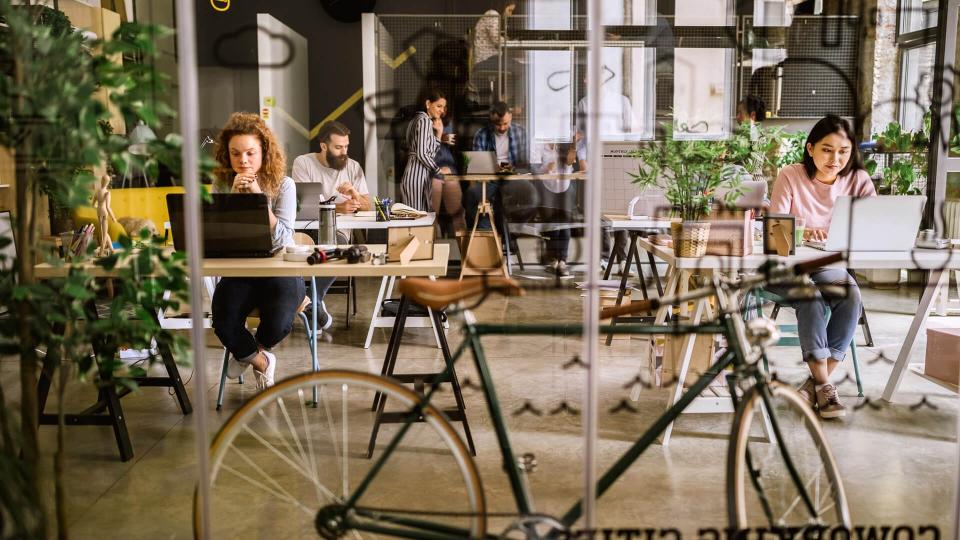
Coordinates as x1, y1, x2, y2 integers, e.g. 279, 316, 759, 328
212, 277, 306, 363
768, 268, 862, 362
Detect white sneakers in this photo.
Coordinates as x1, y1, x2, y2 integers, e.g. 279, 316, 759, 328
226, 354, 251, 380
254, 350, 277, 390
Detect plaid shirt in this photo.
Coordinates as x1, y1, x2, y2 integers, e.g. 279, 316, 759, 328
472, 123, 528, 167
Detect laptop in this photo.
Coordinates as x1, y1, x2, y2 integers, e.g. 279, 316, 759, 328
294, 182, 335, 222
463, 151, 499, 174
806, 195, 925, 252
716, 180, 767, 209
166, 193, 281, 258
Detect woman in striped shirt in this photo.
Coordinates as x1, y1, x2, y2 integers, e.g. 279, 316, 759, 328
401, 90, 464, 231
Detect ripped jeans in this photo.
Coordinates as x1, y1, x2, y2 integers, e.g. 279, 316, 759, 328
766, 268, 861, 362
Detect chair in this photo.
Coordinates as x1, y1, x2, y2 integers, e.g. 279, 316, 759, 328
748, 288, 864, 397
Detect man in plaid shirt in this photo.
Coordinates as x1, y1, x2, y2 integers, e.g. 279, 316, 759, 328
465, 101, 533, 230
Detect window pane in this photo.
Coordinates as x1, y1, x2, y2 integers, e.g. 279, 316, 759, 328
899, 0, 938, 34
530, 0, 571, 30
673, 48, 733, 138
602, 0, 654, 26
754, 0, 794, 27
675, 0, 733, 26
898, 42, 936, 132
529, 50, 574, 143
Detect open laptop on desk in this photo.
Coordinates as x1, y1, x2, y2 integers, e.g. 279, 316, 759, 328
294, 182, 336, 223
462, 151, 498, 174
806, 195, 925, 251
166, 193, 281, 258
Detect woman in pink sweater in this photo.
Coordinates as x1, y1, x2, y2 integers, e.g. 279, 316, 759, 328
768, 115, 876, 419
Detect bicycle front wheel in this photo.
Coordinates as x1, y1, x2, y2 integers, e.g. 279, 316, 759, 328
196, 370, 486, 539
727, 380, 850, 532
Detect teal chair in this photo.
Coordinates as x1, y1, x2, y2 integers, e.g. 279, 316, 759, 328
748, 288, 864, 397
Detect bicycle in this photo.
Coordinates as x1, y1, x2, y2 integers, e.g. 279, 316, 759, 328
195, 252, 851, 538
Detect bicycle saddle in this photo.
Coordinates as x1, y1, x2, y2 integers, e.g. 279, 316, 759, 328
397, 277, 525, 309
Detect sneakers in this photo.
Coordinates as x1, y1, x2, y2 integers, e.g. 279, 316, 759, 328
545, 260, 570, 277
796, 377, 816, 408
226, 354, 251, 380
305, 301, 333, 331
815, 384, 846, 419
254, 350, 277, 390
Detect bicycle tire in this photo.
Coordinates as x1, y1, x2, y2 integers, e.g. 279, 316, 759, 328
194, 369, 486, 538
727, 380, 851, 532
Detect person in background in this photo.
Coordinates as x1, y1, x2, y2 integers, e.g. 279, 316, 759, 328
434, 115, 467, 234
736, 94, 767, 124
400, 89, 465, 230
471, 1, 516, 74
291, 121, 371, 330
768, 114, 876, 419
464, 100, 533, 230
211, 112, 303, 390
531, 141, 580, 276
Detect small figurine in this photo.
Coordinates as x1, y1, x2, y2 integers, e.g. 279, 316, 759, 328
93, 174, 118, 256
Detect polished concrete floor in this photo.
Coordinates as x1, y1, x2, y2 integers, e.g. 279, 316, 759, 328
1, 269, 958, 538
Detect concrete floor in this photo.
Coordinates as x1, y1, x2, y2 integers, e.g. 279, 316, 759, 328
1, 270, 958, 538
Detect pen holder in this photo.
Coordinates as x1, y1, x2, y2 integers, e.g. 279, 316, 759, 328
376, 198, 392, 222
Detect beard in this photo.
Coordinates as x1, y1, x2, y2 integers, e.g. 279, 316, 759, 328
326, 150, 349, 171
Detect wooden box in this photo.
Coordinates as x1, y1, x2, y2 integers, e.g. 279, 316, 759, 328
705, 209, 753, 256
387, 224, 435, 263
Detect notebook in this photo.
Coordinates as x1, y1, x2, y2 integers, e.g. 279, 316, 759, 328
166, 193, 281, 258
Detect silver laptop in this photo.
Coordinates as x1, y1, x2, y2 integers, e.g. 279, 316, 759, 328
807, 195, 925, 251
463, 151, 498, 174
294, 182, 334, 222
716, 180, 767, 209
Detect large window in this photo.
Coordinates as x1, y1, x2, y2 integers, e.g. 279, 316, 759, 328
673, 48, 734, 138
898, 41, 935, 132
899, 0, 939, 34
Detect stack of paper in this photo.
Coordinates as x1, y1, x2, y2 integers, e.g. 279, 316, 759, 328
390, 203, 428, 219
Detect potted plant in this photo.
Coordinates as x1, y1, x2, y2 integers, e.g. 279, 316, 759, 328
0, 3, 204, 535
629, 122, 749, 257
864, 119, 927, 196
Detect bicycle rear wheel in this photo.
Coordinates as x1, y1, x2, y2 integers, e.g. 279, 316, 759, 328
727, 380, 850, 533
195, 370, 486, 539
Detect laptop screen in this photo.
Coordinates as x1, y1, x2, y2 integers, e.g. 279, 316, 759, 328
166, 193, 276, 257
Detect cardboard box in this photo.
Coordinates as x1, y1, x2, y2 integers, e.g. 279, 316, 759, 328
387, 225, 435, 263
706, 209, 753, 256
925, 327, 960, 386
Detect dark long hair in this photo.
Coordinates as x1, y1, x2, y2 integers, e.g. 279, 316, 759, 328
417, 88, 446, 112
802, 115, 864, 179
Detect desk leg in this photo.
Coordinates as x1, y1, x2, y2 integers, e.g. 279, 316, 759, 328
364, 277, 390, 349
647, 249, 664, 297
432, 308, 476, 455
427, 276, 442, 349
372, 295, 410, 412
662, 293, 708, 446
605, 233, 639, 346
629, 267, 680, 402
882, 269, 946, 402
310, 276, 320, 405
156, 338, 192, 415
632, 235, 650, 301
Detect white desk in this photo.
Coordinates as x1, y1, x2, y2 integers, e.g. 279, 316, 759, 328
633, 237, 960, 434
296, 212, 444, 349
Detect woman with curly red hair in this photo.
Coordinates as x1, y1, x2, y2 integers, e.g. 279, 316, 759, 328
211, 112, 302, 390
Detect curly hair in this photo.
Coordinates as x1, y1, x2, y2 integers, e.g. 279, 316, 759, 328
213, 112, 286, 198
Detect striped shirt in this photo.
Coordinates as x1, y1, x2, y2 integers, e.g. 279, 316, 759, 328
400, 111, 440, 211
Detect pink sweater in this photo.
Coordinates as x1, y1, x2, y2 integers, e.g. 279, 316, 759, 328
769, 163, 876, 230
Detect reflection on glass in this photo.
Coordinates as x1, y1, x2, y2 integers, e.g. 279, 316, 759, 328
675, 0, 733, 26
899, 42, 936, 133
754, 0, 793, 27
529, 49, 574, 142
529, 0, 571, 30
673, 48, 733, 138
899, 0, 938, 34
602, 0, 654, 26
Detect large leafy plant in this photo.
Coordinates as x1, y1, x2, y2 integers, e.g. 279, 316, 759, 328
864, 120, 927, 196
0, 2, 209, 536
628, 122, 753, 221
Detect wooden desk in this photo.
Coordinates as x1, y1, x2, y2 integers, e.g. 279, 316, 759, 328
447, 173, 587, 277
34, 244, 458, 461
632, 236, 960, 445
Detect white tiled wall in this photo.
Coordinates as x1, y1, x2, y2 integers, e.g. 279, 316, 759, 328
600, 143, 667, 216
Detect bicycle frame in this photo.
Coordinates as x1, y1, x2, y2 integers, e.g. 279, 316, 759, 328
337, 278, 813, 538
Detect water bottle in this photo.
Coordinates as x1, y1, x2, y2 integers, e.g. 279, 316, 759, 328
318, 202, 337, 245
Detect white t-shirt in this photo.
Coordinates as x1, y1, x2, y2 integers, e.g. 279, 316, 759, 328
494, 132, 510, 164
291, 153, 370, 197
531, 142, 573, 194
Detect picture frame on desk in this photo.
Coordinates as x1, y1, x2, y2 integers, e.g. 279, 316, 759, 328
763, 214, 795, 256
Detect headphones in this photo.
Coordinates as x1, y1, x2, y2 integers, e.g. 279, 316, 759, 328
306, 245, 370, 265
